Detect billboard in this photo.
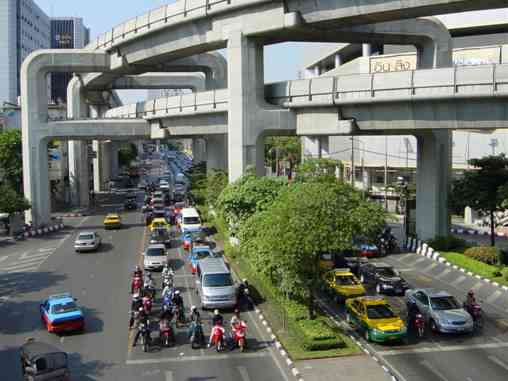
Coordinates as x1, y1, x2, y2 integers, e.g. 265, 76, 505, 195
369, 46, 502, 74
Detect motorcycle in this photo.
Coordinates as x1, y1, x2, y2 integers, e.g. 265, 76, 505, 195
162, 294, 173, 312
232, 322, 247, 352
160, 320, 175, 347
139, 321, 152, 353
142, 295, 153, 315
174, 304, 186, 327
162, 274, 173, 289
131, 275, 143, 294
210, 325, 225, 352
189, 321, 205, 349
464, 301, 484, 330
414, 313, 425, 338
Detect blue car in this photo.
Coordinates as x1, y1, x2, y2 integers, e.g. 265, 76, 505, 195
189, 246, 216, 274
40, 293, 84, 333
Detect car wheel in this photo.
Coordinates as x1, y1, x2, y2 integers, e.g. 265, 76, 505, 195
375, 284, 382, 294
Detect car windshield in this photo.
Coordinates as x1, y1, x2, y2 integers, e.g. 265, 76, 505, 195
183, 217, 200, 225
195, 251, 211, 259
335, 275, 358, 285
377, 267, 398, 277
51, 301, 79, 314
78, 234, 94, 240
146, 248, 165, 256
203, 274, 233, 287
430, 296, 460, 310
366, 304, 396, 319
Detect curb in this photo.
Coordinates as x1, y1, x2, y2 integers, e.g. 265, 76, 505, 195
21, 223, 65, 239
59, 212, 88, 218
405, 236, 508, 296
450, 227, 505, 238
252, 301, 304, 380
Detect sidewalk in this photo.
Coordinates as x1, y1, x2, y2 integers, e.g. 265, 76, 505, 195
297, 356, 392, 381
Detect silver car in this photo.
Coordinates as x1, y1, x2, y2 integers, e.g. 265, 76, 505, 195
405, 288, 474, 334
143, 244, 167, 271
74, 232, 101, 252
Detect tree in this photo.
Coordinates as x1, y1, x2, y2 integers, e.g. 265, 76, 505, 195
239, 182, 386, 318
450, 154, 508, 246
294, 158, 342, 184
0, 130, 23, 192
206, 169, 228, 208
265, 137, 301, 177
118, 143, 138, 168
216, 175, 286, 234
0, 185, 30, 214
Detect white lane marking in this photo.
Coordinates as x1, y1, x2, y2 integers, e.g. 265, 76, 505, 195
38, 247, 56, 253
238, 366, 251, 381
6, 264, 39, 273
421, 262, 439, 273
436, 269, 452, 279
420, 361, 449, 381
486, 290, 503, 304
414, 257, 426, 264
451, 275, 467, 286
0, 256, 9, 264
165, 371, 173, 381
378, 341, 508, 356
5, 255, 52, 268
488, 355, 508, 371
125, 351, 270, 365
399, 254, 415, 262
20, 251, 54, 261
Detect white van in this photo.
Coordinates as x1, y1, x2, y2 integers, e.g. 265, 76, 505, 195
180, 208, 202, 233
198, 257, 237, 309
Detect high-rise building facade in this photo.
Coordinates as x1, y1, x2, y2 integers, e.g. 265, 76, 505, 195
50, 17, 90, 103
0, 0, 50, 105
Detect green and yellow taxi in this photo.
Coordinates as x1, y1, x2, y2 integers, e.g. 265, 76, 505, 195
322, 268, 366, 303
149, 218, 170, 232
346, 296, 406, 343
103, 213, 122, 230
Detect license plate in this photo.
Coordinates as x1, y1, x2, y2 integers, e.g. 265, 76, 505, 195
387, 336, 397, 340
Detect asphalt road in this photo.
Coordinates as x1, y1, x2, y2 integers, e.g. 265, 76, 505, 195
0, 167, 290, 381
320, 250, 508, 381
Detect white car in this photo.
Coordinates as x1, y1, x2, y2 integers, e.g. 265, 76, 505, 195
74, 232, 101, 252
143, 244, 167, 271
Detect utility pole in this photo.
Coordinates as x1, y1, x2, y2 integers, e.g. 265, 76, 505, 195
489, 138, 499, 155
350, 137, 355, 186
384, 136, 388, 211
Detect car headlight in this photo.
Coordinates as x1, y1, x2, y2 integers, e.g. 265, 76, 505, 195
381, 283, 393, 288
371, 328, 383, 335
400, 326, 407, 334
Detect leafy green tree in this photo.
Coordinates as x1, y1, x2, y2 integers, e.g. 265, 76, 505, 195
206, 169, 228, 208
0, 185, 30, 214
0, 130, 23, 192
239, 182, 386, 318
294, 158, 342, 184
265, 137, 301, 176
451, 154, 508, 246
118, 143, 138, 168
216, 175, 286, 234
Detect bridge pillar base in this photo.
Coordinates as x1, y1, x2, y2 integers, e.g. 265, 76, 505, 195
92, 141, 111, 192
68, 140, 90, 208
206, 134, 228, 173
192, 138, 207, 163
415, 130, 451, 240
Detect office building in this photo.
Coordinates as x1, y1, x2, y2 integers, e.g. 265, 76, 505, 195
0, 0, 50, 105
50, 17, 90, 103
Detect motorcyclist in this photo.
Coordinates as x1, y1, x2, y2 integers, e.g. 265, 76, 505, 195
132, 308, 149, 347
162, 284, 174, 299
212, 309, 224, 326
172, 290, 185, 322
230, 309, 241, 330
208, 321, 225, 348
129, 293, 143, 329
237, 279, 250, 308
133, 265, 143, 279
159, 309, 175, 338
406, 299, 420, 326
189, 305, 201, 323
465, 290, 477, 309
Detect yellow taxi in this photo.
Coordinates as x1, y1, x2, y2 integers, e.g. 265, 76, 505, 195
345, 296, 406, 343
103, 213, 122, 230
149, 218, 170, 232
322, 268, 366, 303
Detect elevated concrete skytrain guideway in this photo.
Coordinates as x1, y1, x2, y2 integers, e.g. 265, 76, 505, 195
20, 0, 508, 239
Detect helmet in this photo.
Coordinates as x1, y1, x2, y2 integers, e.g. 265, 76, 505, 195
191, 305, 197, 311
175, 290, 180, 295
133, 292, 140, 299
138, 307, 144, 312
242, 279, 248, 283
135, 265, 140, 271
214, 309, 219, 315
234, 309, 240, 315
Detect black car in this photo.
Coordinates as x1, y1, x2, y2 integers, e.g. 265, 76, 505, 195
358, 262, 409, 295
124, 194, 137, 210
149, 228, 171, 246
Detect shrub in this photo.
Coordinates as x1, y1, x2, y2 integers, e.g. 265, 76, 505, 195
464, 246, 501, 265
503, 267, 508, 281
426, 235, 468, 252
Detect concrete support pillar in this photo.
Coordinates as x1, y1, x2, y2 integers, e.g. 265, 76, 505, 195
334, 53, 342, 68
68, 141, 90, 207
92, 141, 112, 192
227, 30, 294, 182
415, 130, 452, 240
192, 139, 206, 163
92, 141, 102, 193
110, 141, 120, 179
362, 43, 372, 57
319, 137, 329, 158
206, 134, 228, 173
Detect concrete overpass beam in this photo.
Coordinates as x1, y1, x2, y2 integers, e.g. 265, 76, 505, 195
415, 130, 452, 240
